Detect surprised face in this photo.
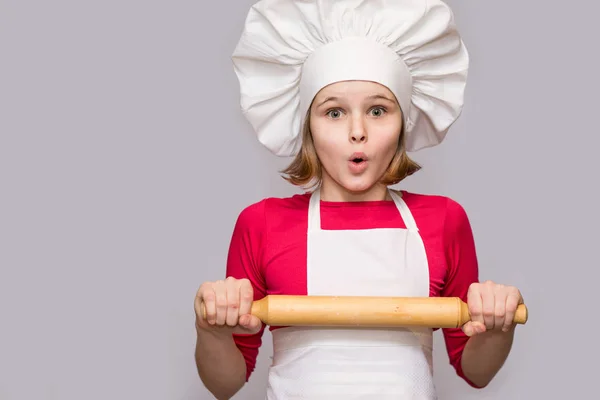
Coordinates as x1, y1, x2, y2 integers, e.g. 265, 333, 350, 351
309, 80, 403, 201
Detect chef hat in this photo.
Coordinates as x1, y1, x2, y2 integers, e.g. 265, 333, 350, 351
232, 0, 469, 156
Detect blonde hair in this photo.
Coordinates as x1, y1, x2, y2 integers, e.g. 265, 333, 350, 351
281, 110, 421, 189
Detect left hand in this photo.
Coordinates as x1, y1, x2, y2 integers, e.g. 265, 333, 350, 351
462, 280, 523, 337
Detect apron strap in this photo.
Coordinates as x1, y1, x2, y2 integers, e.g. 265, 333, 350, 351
388, 190, 419, 232
307, 187, 321, 232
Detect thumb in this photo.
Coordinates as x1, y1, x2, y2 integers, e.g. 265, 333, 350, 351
237, 314, 262, 334
462, 321, 486, 337
462, 321, 475, 337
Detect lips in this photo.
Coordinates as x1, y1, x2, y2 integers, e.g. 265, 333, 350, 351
348, 152, 368, 174
349, 152, 368, 163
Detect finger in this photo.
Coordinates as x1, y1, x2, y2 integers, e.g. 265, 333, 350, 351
238, 278, 254, 317
494, 286, 507, 331
503, 288, 521, 332
467, 284, 484, 326
225, 277, 240, 327
214, 280, 227, 326
481, 283, 495, 330
198, 283, 216, 325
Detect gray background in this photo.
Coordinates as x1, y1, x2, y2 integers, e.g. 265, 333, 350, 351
1, 0, 599, 399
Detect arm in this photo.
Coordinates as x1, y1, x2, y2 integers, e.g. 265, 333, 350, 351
441, 198, 521, 388
460, 325, 516, 388
195, 201, 268, 397
460, 279, 524, 387
195, 327, 248, 399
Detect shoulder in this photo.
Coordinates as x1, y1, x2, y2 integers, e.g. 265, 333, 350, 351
398, 190, 472, 237
399, 190, 469, 219
235, 192, 311, 226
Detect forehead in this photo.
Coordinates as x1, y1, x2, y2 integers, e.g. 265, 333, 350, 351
313, 80, 396, 101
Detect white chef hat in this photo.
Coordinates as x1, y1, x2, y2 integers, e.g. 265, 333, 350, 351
232, 0, 469, 157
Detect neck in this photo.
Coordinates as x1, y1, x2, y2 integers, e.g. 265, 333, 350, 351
318, 177, 391, 202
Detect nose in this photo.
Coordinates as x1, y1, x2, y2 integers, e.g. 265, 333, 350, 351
351, 132, 366, 143
349, 117, 367, 143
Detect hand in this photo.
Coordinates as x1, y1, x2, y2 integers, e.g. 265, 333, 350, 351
194, 277, 262, 336
462, 280, 523, 337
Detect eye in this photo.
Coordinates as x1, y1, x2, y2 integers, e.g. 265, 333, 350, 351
326, 109, 343, 119
369, 107, 386, 117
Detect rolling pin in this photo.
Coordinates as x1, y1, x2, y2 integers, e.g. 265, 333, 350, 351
201, 295, 528, 328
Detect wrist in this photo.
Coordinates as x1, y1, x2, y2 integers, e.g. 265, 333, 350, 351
196, 321, 234, 341
467, 325, 516, 347
493, 324, 517, 337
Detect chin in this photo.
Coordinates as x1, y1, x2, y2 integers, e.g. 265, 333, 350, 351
339, 178, 378, 194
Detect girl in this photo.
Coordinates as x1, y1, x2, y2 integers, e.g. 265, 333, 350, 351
194, 0, 524, 398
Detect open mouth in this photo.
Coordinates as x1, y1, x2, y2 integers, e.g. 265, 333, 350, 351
349, 152, 368, 164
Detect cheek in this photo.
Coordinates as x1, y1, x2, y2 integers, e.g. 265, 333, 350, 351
310, 121, 347, 157
372, 129, 401, 157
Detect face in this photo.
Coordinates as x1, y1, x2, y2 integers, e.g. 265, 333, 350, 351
309, 80, 403, 201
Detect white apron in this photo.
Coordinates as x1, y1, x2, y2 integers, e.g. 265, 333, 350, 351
265, 188, 436, 399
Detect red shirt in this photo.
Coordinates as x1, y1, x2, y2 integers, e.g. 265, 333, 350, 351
225, 190, 481, 387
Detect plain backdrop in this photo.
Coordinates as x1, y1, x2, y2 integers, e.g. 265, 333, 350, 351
1, 0, 599, 399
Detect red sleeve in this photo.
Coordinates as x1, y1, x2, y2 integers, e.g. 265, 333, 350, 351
225, 200, 268, 381
440, 198, 483, 388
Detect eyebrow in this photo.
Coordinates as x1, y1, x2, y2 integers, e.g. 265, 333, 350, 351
366, 94, 396, 103
316, 94, 396, 108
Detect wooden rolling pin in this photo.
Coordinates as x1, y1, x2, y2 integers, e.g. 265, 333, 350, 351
201, 295, 528, 328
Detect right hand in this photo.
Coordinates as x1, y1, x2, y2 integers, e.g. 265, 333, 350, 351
194, 277, 263, 336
